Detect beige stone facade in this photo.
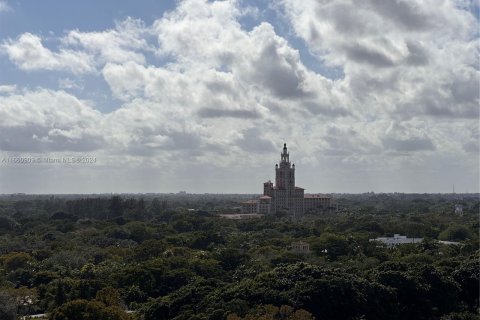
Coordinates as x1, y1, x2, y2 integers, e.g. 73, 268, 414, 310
242, 143, 335, 217
242, 200, 258, 213
304, 194, 332, 212
291, 241, 310, 253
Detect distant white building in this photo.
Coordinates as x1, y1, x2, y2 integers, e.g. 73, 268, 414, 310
438, 240, 461, 245
370, 234, 423, 246
454, 204, 463, 215
370, 234, 461, 247
219, 213, 263, 220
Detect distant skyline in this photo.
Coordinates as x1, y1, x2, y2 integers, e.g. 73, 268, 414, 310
0, 0, 478, 194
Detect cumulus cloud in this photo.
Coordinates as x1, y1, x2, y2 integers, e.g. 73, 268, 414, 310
91, 0, 349, 164
381, 120, 438, 153
63, 18, 151, 65
462, 127, 480, 154
281, 0, 479, 120
197, 108, 260, 119
363, 0, 434, 31
0, 89, 104, 151
236, 127, 276, 153
102, 61, 152, 100
151, 0, 343, 105
0, 0, 478, 192
321, 124, 381, 157
246, 24, 314, 99
1, 18, 151, 75
0, 84, 17, 95
2, 33, 94, 74
383, 137, 435, 152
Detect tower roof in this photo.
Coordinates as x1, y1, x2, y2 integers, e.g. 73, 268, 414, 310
281, 142, 289, 163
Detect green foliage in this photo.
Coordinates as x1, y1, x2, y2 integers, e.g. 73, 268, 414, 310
0, 291, 16, 320
109, 196, 124, 219
371, 263, 461, 319
142, 278, 222, 320
0, 216, 16, 231
452, 254, 480, 311
214, 248, 248, 271
311, 233, 350, 260
122, 285, 148, 307
0, 194, 477, 319
228, 304, 315, 320
50, 299, 132, 320
96, 287, 123, 307
2, 252, 32, 272
439, 224, 473, 241
124, 221, 151, 243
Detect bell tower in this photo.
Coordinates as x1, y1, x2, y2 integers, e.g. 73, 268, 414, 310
275, 143, 295, 191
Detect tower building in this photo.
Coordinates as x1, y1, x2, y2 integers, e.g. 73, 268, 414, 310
242, 143, 334, 217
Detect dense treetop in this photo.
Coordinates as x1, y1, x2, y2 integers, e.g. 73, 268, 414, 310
0, 193, 478, 320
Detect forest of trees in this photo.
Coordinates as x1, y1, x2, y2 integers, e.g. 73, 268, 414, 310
0, 193, 478, 320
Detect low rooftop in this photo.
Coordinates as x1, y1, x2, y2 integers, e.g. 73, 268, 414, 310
304, 194, 330, 199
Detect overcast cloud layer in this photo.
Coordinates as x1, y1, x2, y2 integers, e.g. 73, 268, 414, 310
0, 0, 478, 193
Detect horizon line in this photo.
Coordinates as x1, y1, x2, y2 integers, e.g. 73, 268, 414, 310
1, 192, 478, 196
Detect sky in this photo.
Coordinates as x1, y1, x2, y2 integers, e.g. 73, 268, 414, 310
0, 0, 478, 194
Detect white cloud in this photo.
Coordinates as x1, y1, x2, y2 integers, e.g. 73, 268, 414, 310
152, 0, 335, 104
2, 33, 95, 74
382, 120, 436, 152
0, 89, 104, 151
153, 0, 244, 66
102, 61, 153, 101
63, 17, 151, 65
58, 78, 84, 91
0, 84, 16, 95
2, 18, 151, 75
0, 1, 11, 13
280, 0, 479, 120
0, 0, 478, 192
